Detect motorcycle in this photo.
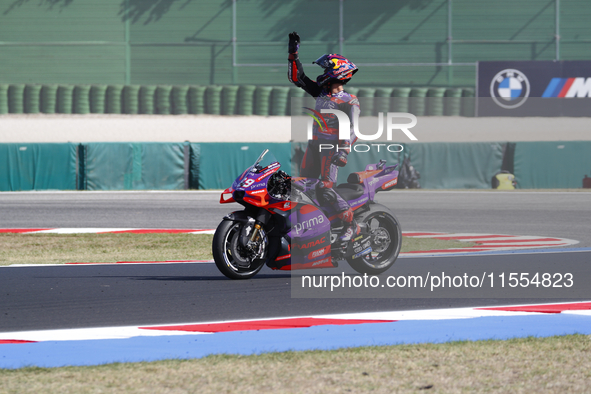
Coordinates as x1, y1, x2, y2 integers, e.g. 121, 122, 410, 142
213, 149, 402, 279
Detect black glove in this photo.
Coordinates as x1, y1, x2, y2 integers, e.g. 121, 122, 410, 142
332, 151, 348, 167
288, 31, 300, 54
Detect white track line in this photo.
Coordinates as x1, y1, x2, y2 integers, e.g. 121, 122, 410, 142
1, 301, 589, 342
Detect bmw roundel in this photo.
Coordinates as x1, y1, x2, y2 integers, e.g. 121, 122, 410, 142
490, 69, 530, 109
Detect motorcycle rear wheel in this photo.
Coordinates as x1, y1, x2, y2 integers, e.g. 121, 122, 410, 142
212, 220, 266, 279
347, 210, 401, 275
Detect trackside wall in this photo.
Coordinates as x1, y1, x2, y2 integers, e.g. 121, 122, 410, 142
1, 142, 590, 191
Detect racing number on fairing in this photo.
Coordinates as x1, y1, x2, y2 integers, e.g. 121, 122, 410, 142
242, 179, 255, 187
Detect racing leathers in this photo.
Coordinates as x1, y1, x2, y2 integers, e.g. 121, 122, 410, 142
288, 51, 360, 227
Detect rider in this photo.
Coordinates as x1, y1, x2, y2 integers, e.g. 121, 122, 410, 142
287, 31, 361, 242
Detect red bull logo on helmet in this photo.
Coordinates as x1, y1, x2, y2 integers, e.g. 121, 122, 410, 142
331, 58, 348, 69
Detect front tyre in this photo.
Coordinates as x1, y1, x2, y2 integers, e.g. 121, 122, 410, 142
347, 210, 402, 275
212, 220, 266, 279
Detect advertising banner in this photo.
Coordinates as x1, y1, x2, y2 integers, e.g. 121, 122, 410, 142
477, 60, 591, 116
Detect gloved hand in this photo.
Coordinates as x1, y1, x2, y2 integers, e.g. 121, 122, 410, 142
332, 150, 348, 167
288, 31, 300, 54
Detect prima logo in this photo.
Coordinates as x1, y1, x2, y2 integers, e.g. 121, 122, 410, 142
293, 215, 325, 234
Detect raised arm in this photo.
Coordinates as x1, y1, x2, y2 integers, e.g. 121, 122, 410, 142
287, 31, 322, 97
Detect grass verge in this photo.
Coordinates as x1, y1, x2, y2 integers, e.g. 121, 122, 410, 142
0, 233, 474, 266
1, 335, 590, 393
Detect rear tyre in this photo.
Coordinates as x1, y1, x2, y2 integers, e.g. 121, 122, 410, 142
212, 220, 266, 279
347, 210, 401, 275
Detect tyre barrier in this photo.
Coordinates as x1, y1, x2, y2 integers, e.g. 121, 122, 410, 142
24, 84, 42, 114
8, 84, 25, 114
171, 86, 189, 115
221, 85, 239, 115
139, 85, 157, 115
155, 85, 172, 115
205, 85, 223, 115
73, 85, 91, 114
0, 84, 477, 116
409, 87, 429, 117
392, 87, 411, 112
254, 86, 272, 116
56, 85, 74, 114
427, 87, 446, 116
122, 85, 141, 115
271, 86, 290, 116
444, 88, 463, 116
40, 85, 58, 114
288, 87, 305, 116
237, 85, 256, 115
188, 86, 206, 115
105, 85, 123, 114
0, 84, 8, 114
90, 85, 107, 114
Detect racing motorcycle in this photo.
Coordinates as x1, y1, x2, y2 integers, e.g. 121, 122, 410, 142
213, 149, 402, 279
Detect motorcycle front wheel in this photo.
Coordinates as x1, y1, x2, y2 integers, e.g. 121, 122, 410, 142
212, 220, 267, 279
347, 210, 402, 275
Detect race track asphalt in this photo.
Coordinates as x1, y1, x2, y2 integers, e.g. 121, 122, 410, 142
1, 191, 589, 332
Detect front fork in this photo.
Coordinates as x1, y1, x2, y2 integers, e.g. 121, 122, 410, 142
246, 222, 262, 249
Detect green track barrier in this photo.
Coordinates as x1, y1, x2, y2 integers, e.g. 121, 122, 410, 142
0, 143, 77, 191
171, 86, 189, 115
375, 88, 394, 114
404, 142, 504, 189
8, 84, 25, 114
392, 87, 411, 112
24, 85, 41, 114
205, 85, 222, 115
205, 85, 223, 115
221, 85, 239, 115
271, 86, 289, 116
105, 85, 123, 114
188, 143, 200, 189
188, 86, 206, 114
122, 85, 140, 114
40, 85, 58, 114
194, 142, 291, 189
0, 84, 8, 114
138, 85, 156, 114
85, 142, 185, 190
89, 85, 107, 114
409, 87, 428, 116
461, 88, 475, 117
73, 85, 91, 114
346, 87, 359, 97
155, 85, 172, 115
289, 87, 305, 116
514, 141, 591, 189
357, 88, 375, 116
427, 87, 445, 116
237, 85, 256, 115
0, 84, 482, 117
56, 85, 74, 114
254, 86, 272, 116
3, 141, 572, 191
444, 88, 463, 116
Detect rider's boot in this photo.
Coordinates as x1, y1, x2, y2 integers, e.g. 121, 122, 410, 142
338, 208, 361, 243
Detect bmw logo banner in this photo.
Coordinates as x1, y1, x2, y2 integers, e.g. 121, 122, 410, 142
477, 60, 591, 117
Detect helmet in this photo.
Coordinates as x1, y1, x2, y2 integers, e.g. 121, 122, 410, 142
313, 54, 358, 87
